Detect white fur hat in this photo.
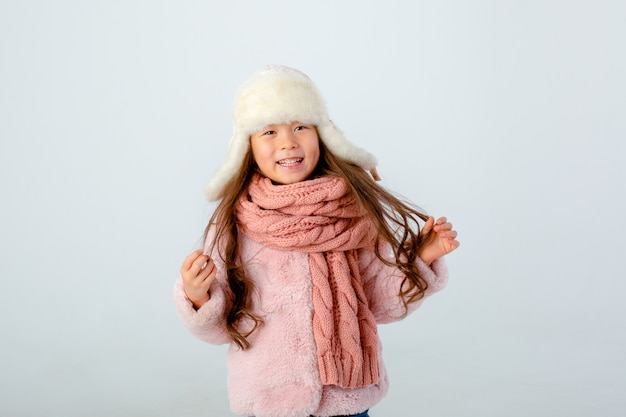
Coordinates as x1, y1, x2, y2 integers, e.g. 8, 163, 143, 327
205, 65, 378, 201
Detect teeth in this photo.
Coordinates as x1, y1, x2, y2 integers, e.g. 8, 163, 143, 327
278, 158, 302, 167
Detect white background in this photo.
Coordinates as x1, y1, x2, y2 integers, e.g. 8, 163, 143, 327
1, 1, 625, 416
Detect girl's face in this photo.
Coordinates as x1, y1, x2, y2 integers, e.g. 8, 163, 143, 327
250, 122, 320, 185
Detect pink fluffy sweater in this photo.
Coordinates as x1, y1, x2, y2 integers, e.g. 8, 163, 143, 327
173, 230, 448, 417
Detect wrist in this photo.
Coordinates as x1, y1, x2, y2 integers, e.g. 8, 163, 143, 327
186, 291, 210, 310
417, 247, 433, 266
420, 256, 434, 267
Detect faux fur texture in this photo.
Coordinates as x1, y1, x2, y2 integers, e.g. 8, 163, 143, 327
205, 65, 379, 201
173, 229, 448, 417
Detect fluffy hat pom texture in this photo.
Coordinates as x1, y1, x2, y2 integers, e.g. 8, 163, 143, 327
205, 65, 378, 201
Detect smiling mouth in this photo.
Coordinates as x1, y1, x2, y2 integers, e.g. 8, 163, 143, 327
277, 158, 303, 167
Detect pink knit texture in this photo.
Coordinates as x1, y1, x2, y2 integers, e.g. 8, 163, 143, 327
236, 174, 380, 388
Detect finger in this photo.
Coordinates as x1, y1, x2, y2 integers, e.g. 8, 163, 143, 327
191, 254, 210, 274
421, 216, 435, 236
198, 259, 216, 281
181, 249, 203, 272
434, 222, 453, 232
443, 230, 458, 239
435, 216, 447, 225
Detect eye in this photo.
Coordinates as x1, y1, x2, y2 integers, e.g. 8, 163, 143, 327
294, 125, 308, 131
263, 130, 276, 136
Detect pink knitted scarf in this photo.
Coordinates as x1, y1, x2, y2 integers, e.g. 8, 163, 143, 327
236, 174, 380, 388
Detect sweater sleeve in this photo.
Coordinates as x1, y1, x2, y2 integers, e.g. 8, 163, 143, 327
360, 243, 449, 324
173, 226, 233, 345
173, 275, 232, 345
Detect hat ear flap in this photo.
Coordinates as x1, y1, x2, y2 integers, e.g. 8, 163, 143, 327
205, 132, 250, 201
317, 121, 378, 172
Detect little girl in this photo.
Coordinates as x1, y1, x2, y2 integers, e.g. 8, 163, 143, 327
174, 65, 459, 417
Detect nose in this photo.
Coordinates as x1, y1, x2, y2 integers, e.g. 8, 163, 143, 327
278, 130, 298, 150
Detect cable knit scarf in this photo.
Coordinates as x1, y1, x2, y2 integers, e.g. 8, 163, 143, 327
236, 174, 380, 388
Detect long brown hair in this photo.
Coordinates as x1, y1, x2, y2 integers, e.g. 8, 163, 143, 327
205, 140, 431, 349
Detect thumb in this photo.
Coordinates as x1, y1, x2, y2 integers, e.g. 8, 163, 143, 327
420, 216, 435, 236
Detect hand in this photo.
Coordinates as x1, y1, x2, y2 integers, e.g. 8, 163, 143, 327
180, 249, 216, 309
417, 216, 460, 265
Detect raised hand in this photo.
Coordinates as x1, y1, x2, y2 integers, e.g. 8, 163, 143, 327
417, 216, 460, 265
180, 249, 216, 309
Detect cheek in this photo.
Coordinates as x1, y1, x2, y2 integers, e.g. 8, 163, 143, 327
311, 148, 320, 166
308, 141, 321, 165
250, 141, 270, 163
